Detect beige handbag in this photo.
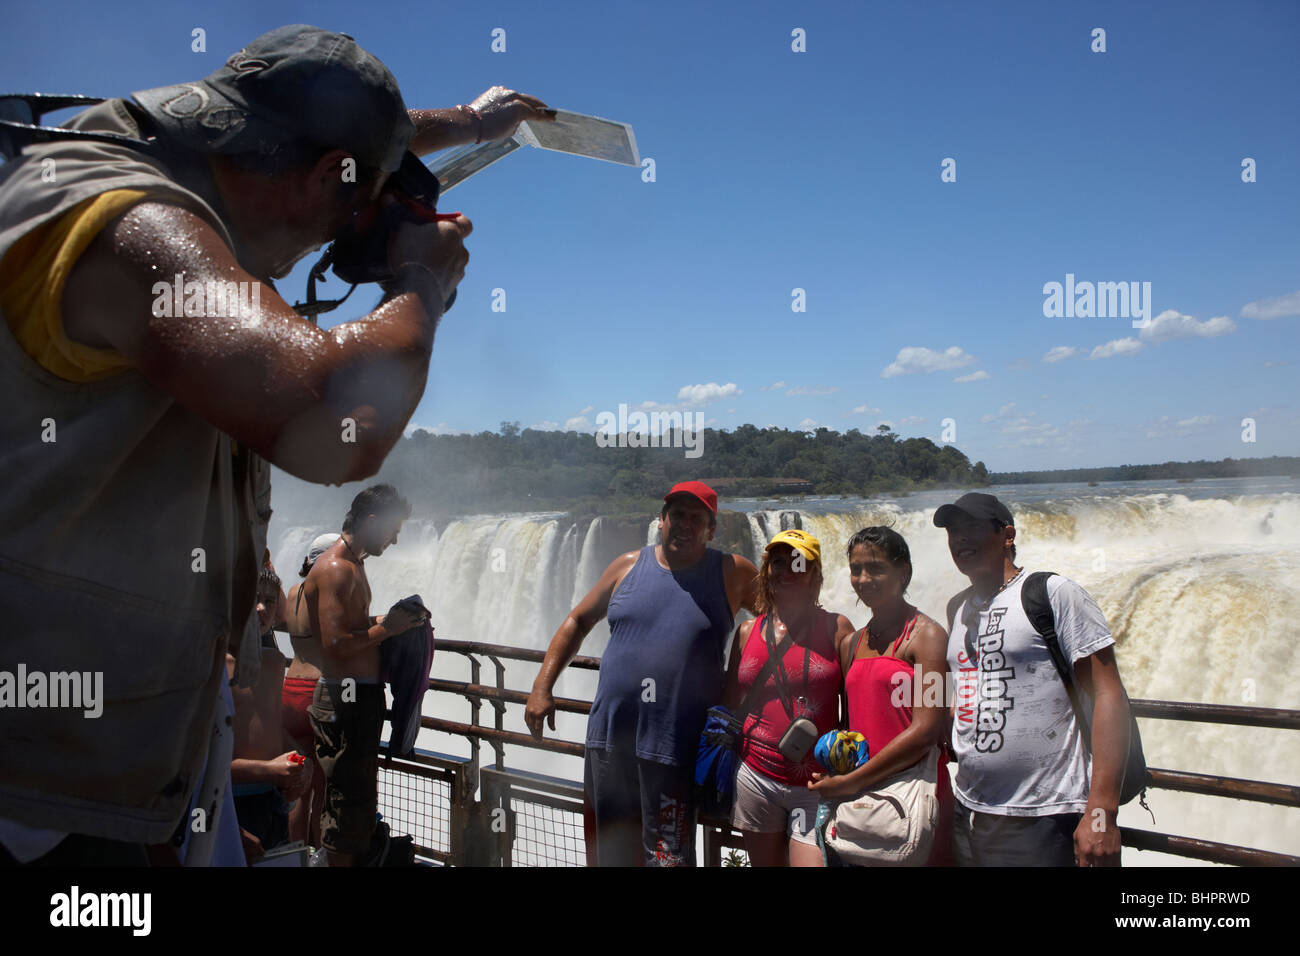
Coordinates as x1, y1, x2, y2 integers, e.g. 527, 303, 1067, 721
824, 748, 941, 866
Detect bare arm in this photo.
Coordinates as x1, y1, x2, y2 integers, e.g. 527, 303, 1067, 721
408, 89, 555, 156
524, 551, 638, 737
811, 618, 949, 795
231, 754, 308, 792
61, 202, 468, 484
1073, 646, 1129, 866
308, 559, 390, 660
725, 553, 760, 617
831, 613, 857, 726
720, 618, 753, 710
273, 586, 289, 632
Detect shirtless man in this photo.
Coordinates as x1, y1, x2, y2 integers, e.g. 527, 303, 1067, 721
525, 481, 759, 866
282, 533, 338, 848
304, 484, 426, 867
229, 563, 309, 863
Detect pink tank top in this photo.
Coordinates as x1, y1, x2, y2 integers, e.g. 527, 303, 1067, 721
845, 618, 916, 752
737, 611, 841, 786
844, 615, 954, 866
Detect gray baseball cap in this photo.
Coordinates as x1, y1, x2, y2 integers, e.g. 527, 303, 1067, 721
131, 24, 413, 173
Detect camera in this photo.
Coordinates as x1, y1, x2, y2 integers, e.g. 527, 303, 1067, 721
297, 151, 457, 317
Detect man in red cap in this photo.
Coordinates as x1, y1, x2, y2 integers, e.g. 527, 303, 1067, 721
527, 481, 758, 865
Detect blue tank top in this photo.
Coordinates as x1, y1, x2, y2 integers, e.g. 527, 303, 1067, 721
586, 546, 735, 766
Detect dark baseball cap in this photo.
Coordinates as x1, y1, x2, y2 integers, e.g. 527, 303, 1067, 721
932, 492, 1014, 529
131, 24, 413, 173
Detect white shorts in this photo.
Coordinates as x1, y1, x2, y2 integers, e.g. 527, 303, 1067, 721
730, 761, 821, 846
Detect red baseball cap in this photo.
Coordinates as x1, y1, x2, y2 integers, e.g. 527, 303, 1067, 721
664, 480, 718, 514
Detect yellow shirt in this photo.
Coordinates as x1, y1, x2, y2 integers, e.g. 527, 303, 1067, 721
0, 188, 161, 382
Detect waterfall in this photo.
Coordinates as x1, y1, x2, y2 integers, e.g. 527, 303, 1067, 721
267, 484, 1300, 863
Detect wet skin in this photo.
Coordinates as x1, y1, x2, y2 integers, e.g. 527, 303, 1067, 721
60, 151, 471, 486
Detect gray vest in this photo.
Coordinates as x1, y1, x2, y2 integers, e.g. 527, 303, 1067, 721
0, 99, 265, 842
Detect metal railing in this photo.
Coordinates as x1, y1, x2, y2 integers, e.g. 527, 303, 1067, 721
377, 638, 1300, 866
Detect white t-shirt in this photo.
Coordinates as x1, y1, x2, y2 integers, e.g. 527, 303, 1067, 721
947, 570, 1114, 816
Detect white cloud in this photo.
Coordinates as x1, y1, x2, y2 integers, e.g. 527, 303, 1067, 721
955, 370, 990, 383
1139, 309, 1236, 343
850, 404, 882, 415
798, 418, 820, 429
404, 422, 459, 436
1000, 417, 1061, 447
531, 420, 561, 431
760, 381, 786, 391
786, 385, 840, 396
677, 382, 741, 405
898, 415, 926, 426
1043, 346, 1081, 363
632, 399, 679, 413
1144, 415, 1217, 439
981, 403, 1019, 424
881, 346, 976, 378
563, 416, 594, 432
1241, 290, 1300, 320
1264, 360, 1293, 368
1089, 338, 1143, 359
577, 405, 594, 415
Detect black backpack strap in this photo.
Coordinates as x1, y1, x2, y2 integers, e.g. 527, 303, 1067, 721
1022, 571, 1092, 749
1023, 572, 1150, 812
736, 613, 795, 718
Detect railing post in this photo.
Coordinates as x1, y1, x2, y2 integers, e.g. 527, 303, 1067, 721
702, 821, 722, 867
468, 655, 483, 770
489, 654, 507, 770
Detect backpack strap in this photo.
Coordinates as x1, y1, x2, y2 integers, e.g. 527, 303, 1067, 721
1021, 571, 1092, 749
1022, 571, 1150, 811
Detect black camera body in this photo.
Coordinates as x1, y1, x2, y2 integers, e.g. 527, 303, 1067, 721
330, 151, 445, 285
305, 150, 456, 315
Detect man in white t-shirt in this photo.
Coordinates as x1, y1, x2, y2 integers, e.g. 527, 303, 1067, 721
934, 493, 1132, 866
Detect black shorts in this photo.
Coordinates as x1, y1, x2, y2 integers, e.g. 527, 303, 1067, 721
308, 681, 386, 856
952, 799, 1082, 866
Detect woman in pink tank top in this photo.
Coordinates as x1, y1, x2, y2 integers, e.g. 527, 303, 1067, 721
809, 526, 954, 866
721, 529, 855, 867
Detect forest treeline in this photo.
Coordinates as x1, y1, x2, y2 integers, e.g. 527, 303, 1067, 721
990, 456, 1300, 485
376, 422, 989, 514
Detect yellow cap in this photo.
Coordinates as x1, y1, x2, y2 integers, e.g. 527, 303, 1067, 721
765, 529, 821, 565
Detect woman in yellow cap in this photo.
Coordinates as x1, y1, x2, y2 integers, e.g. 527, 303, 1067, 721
722, 529, 855, 866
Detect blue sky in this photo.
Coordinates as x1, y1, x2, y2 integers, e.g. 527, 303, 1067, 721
5, 0, 1297, 472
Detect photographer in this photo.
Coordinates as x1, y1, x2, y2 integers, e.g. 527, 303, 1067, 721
0, 24, 550, 864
